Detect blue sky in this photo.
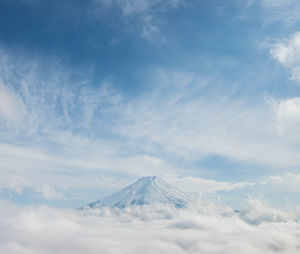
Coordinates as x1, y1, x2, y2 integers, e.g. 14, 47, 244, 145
0, 0, 300, 209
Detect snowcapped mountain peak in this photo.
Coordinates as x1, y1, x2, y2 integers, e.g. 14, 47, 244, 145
81, 176, 193, 209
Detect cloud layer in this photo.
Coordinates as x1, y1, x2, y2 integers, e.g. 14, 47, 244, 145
0, 201, 299, 254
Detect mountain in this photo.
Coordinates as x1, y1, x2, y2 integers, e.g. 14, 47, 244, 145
81, 176, 193, 209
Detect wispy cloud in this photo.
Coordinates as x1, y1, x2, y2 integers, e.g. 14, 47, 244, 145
0, 81, 26, 124
167, 176, 254, 194
115, 69, 300, 168
1, 44, 300, 204
259, 0, 300, 25
269, 173, 300, 193
92, 0, 183, 41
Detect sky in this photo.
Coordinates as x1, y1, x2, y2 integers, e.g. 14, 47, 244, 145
2, 1, 300, 253
0, 0, 300, 211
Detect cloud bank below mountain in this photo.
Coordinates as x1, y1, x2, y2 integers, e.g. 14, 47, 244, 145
1, 200, 299, 254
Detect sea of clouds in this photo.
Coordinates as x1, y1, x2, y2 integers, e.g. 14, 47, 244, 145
0, 200, 299, 254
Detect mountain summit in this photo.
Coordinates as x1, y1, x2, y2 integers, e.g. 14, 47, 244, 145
82, 176, 192, 209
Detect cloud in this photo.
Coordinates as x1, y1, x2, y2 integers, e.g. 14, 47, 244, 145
259, 0, 300, 25
0, 47, 123, 149
269, 173, 300, 193
0, 81, 26, 124
92, 0, 183, 41
270, 97, 300, 142
0, 200, 299, 254
236, 197, 295, 225
94, 0, 182, 17
37, 185, 65, 200
0, 47, 136, 202
167, 176, 254, 194
115, 69, 300, 168
261, 0, 295, 8
270, 32, 300, 84
277, 97, 300, 121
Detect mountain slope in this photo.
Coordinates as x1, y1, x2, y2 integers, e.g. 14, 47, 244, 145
82, 176, 193, 209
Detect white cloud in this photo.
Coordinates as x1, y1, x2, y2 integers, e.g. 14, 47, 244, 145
92, 0, 183, 41
259, 0, 300, 25
269, 173, 300, 192
277, 97, 300, 121
167, 176, 254, 194
237, 197, 295, 224
95, 0, 182, 16
270, 32, 300, 84
270, 97, 300, 141
0, 201, 299, 254
0, 81, 26, 124
115, 69, 300, 168
37, 185, 65, 200
277, 97, 300, 136
0, 47, 121, 140
262, 0, 295, 7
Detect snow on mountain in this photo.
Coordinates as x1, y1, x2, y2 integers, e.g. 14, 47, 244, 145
81, 176, 193, 209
